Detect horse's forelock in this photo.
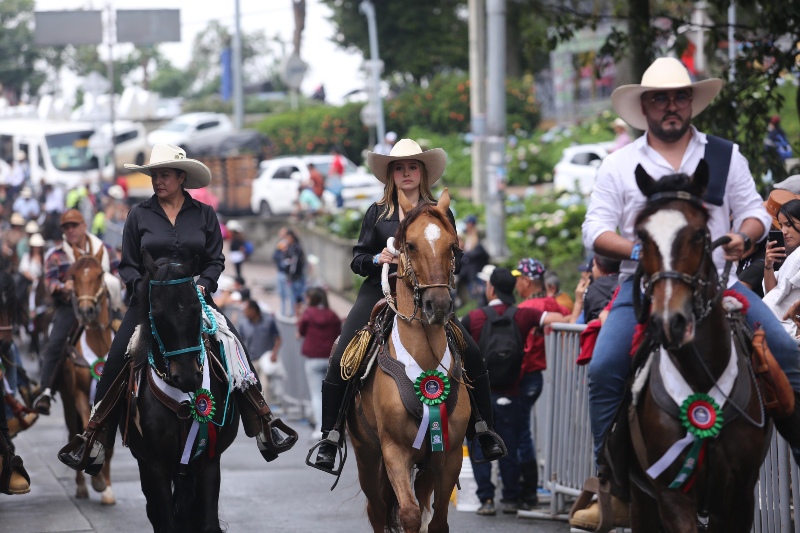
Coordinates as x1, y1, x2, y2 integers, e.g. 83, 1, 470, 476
396, 202, 456, 247
636, 172, 709, 228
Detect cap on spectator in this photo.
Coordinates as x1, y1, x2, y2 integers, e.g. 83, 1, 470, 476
19, 187, 33, 199
489, 267, 517, 306
60, 209, 85, 227
513, 258, 546, 280
774, 175, 800, 195
578, 255, 594, 272
29, 233, 45, 248
25, 220, 39, 234
476, 264, 496, 282
107, 184, 125, 200
226, 220, 244, 233
612, 117, 627, 129
9, 213, 25, 226
770, 115, 781, 126
465, 214, 478, 225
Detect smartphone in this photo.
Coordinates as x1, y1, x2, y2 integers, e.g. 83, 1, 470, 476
769, 229, 785, 272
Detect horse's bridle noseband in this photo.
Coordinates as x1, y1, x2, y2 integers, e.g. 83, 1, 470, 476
632, 191, 732, 324
72, 283, 111, 330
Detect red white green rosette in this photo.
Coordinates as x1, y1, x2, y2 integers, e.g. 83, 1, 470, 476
679, 392, 723, 440
415, 370, 451, 406
191, 388, 216, 424
91, 359, 105, 381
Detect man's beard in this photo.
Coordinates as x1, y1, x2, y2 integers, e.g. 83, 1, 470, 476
648, 114, 691, 143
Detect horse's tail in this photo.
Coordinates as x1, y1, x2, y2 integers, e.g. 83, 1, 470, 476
173, 469, 196, 525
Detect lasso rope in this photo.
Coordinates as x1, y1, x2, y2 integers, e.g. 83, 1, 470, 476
341, 328, 373, 381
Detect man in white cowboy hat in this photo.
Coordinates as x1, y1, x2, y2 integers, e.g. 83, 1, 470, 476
574, 56, 800, 530
33, 208, 122, 416
12, 187, 39, 221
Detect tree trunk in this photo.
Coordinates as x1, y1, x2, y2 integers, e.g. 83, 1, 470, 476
627, 0, 651, 87
292, 0, 306, 56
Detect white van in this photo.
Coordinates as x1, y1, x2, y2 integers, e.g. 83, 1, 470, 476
0, 119, 102, 190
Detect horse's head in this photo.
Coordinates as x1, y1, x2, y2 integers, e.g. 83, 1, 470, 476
0, 271, 15, 354
68, 246, 106, 326
395, 189, 458, 325
141, 250, 203, 393
634, 160, 721, 349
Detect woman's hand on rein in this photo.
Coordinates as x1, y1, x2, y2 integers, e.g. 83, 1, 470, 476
376, 248, 397, 265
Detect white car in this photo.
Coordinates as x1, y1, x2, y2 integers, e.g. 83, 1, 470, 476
323, 170, 384, 211
553, 144, 610, 195
147, 112, 233, 148
91, 121, 150, 179
250, 154, 359, 217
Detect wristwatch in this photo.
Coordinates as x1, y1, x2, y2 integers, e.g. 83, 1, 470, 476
736, 231, 752, 251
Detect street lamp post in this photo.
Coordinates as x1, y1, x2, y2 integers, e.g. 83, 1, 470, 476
359, 0, 386, 147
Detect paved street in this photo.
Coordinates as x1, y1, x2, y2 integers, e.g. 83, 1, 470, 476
1, 255, 571, 532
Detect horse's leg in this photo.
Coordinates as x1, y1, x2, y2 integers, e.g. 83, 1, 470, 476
61, 365, 88, 500
425, 447, 463, 533
138, 461, 177, 533
413, 469, 435, 533
656, 490, 697, 533
351, 434, 389, 532
99, 446, 115, 505
193, 460, 223, 533
382, 442, 421, 533
630, 484, 661, 533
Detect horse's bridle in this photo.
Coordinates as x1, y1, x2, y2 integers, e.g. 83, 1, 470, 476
147, 276, 218, 382
385, 237, 456, 324
71, 283, 112, 331
632, 191, 732, 324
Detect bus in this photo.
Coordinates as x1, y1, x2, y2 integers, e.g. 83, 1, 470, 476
0, 119, 102, 190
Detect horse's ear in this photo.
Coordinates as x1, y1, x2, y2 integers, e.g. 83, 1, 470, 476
94, 243, 104, 263
436, 188, 451, 216
691, 159, 709, 197
397, 188, 413, 215
70, 242, 82, 258
142, 249, 157, 277
635, 164, 656, 198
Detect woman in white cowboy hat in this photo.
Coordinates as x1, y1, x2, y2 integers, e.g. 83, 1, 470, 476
59, 144, 297, 474
573, 57, 800, 530
309, 139, 507, 474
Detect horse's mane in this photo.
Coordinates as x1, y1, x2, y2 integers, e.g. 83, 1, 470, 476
395, 201, 457, 247
635, 171, 710, 226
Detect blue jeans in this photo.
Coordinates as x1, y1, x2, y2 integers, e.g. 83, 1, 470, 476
290, 277, 306, 309
517, 371, 543, 464
588, 278, 800, 460
276, 272, 293, 317
472, 393, 521, 502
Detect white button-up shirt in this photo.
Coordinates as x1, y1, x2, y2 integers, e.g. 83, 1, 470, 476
582, 126, 770, 286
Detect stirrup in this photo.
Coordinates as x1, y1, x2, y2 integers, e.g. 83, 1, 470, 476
469, 420, 508, 464
256, 417, 298, 461
569, 476, 614, 533
305, 429, 347, 482
58, 433, 105, 476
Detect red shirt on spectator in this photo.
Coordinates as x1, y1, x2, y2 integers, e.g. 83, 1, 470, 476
298, 306, 342, 359
518, 297, 570, 373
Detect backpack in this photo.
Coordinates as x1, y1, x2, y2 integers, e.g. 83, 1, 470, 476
478, 305, 524, 389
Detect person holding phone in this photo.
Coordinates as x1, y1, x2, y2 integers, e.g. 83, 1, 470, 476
763, 199, 800, 335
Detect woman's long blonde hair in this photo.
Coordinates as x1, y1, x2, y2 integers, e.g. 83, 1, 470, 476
376, 159, 437, 220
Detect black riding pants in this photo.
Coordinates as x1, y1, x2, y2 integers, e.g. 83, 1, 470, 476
323, 281, 487, 385
94, 296, 258, 448
39, 303, 77, 391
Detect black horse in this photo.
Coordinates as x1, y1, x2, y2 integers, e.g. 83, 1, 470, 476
126, 253, 240, 533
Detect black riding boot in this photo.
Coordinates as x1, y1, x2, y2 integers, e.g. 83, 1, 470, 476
773, 391, 800, 464
313, 380, 348, 472
469, 372, 507, 463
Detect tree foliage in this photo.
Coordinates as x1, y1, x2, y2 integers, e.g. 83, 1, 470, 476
0, 0, 43, 102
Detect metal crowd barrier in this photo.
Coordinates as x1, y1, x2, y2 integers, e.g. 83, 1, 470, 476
270, 314, 312, 421
520, 322, 800, 533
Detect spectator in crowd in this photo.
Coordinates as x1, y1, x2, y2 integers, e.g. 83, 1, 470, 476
581, 254, 621, 323
7, 151, 28, 199
16, 220, 39, 260
609, 118, 632, 153
273, 228, 306, 318
512, 258, 569, 508
238, 299, 282, 371
475, 264, 495, 307
307, 163, 325, 199
458, 215, 489, 307
297, 182, 324, 218
763, 199, 800, 335
545, 271, 574, 310
12, 187, 39, 221
4, 213, 27, 268
372, 131, 398, 156
569, 259, 593, 323
766, 115, 793, 162
327, 147, 345, 208
226, 220, 250, 282
102, 185, 127, 252
297, 287, 341, 440
41, 184, 66, 242
461, 267, 564, 516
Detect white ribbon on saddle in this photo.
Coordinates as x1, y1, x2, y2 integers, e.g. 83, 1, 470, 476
80, 333, 107, 404
390, 315, 452, 449
645, 337, 739, 479
205, 307, 256, 391
148, 356, 211, 465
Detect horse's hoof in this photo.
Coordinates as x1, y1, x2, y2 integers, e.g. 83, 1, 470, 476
76, 486, 89, 499
100, 487, 116, 506
91, 474, 106, 493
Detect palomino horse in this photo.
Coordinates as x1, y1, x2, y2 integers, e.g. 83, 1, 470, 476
61, 249, 117, 504
349, 189, 471, 533
126, 252, 239, 533
624, 161, 769, 532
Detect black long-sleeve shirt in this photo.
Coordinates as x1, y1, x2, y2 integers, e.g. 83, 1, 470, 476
351, 201, 460, 288
119, 191, 225, 302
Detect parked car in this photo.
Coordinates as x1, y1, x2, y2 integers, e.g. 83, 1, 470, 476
553, 143, 610, 195
250, 154, 359, 217
147, 112, 233, 148
322, 170, 384, 211
91, 120, 149, 179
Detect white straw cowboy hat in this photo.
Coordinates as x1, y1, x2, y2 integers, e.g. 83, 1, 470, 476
367, 139, 447, 185
29, 233, 45, 248
611, 57, 723, 131
124, 144, 212, 189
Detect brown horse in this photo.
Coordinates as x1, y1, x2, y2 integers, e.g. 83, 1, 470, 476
348, 189, 470, 533
625, 162, 769, 532
59, 248, 116, 504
